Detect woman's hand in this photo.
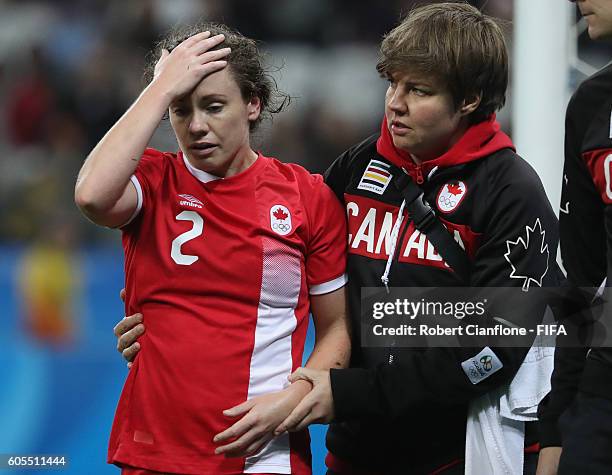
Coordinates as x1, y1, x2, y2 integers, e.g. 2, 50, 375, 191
536, 447, 562, 475
213, 380, 312, 457
114, 313, 144, 369
151, 31, 231, 101
275, 367, 335, 434
113, 288, 144, 368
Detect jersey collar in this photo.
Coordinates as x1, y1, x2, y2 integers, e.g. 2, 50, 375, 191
181, 151, 223, 183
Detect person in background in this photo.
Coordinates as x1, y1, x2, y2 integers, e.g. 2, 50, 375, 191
75, 22, 350, 475
536, 1, 612, 474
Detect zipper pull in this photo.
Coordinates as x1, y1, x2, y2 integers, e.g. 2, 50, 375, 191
415, 166, 424, 184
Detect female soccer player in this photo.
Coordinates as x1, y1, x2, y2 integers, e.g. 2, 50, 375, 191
75, 22, 350, 475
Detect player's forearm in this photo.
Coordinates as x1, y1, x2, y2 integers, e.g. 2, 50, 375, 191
305, 321, 351, 371
75, 82, 171, 213
306, 287, 351, 370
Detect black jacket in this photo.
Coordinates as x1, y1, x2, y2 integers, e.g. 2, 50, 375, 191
538, 63, 612, 448
324, 117, 559, 473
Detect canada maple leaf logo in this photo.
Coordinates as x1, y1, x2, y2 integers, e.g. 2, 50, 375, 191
273, 208, 288, 221
270, 205, 292, 236
504, 218, 549, 292
447, 183, 463, 196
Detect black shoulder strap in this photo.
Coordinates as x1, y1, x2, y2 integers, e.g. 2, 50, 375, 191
393, 169, 472, 283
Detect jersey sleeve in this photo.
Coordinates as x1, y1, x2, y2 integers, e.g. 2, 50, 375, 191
303, 174, 348, 295
558, 92, 606, 290
122, 148, 166, 228
468, 156, 559, 290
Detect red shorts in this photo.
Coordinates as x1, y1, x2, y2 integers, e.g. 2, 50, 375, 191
121, 466, 275, 475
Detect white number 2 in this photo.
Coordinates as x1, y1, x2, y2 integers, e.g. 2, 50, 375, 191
170, 211, 204, 265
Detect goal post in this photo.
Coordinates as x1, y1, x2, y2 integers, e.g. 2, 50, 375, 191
512, 0, 573, 213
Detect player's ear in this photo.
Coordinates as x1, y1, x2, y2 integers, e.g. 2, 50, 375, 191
459, 93, 481, 116
247, 96, 261, 122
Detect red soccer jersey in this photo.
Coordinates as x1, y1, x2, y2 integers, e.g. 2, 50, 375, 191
108, 149, 347, 474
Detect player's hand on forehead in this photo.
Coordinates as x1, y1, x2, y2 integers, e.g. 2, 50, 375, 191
151, 30, 231, 100
181, 30, 226, 54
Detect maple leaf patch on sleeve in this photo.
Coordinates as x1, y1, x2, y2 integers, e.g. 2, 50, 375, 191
503, 218, 550, 291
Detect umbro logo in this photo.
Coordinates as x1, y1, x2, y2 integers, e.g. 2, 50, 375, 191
178, 194, 203, 209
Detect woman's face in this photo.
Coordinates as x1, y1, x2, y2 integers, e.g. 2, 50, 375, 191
574, 0, 612, 40
385, 71, 471, 162
169, 67, 261, 177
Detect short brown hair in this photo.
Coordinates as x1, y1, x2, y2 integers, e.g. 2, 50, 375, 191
376, 2, 508, 124
146, 21, 290, 131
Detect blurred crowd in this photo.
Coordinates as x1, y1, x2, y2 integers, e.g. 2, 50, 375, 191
0, 0, 604, 246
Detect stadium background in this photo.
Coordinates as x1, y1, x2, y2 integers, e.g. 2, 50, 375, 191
0, 0, 609, 474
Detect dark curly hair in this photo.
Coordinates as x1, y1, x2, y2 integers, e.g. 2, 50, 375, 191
145, 21, 290, 131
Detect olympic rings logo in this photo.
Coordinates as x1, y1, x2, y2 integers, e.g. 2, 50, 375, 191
436, 181, 467, 213
273, 223, 291, 232
438, 195, 457, 207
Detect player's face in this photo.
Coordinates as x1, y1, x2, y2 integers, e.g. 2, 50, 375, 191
169, 67, 261, 177
573, 0, 612, 39
384, 71, 469, 163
